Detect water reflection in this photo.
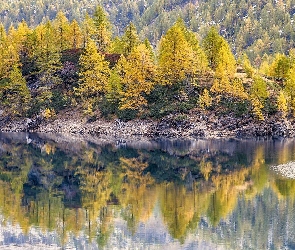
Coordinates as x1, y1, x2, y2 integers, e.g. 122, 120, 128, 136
1, 133, 295, 249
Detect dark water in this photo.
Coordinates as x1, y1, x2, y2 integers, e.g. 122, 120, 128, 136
0, 133, 295, 249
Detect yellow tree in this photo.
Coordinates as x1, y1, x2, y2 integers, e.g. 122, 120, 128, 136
76, 39, 110, 100
158, 23, 195, 85
277, 90, 288, 117
82, 13, 95, 48
285, 66, 295, 115
69, 19, 83, 49
116, 44, 156, 110
53, 11, 71, 51
176, 19, 208, 75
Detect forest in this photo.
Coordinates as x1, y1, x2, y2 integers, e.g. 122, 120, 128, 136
0, 4, 295, 123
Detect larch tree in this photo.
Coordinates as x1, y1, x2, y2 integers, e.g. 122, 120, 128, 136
0, 65, 31, 116
76, 39, 110, 100
53, 11, 71, 51
285, 66, 295, 115
202, 27, 236, 77
157, 22, 195, 85
92, 5, 112, 52
82, 13, 96, 48
277, 90, 288, 117
121, 23, 141, 56
176, 18, 208, 75
69, 20, 83, 49
268, 53, 291, 79
116, 44, 156, 110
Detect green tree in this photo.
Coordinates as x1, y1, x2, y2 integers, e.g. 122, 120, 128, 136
202, 27, 236, 77
121, 23, 141, 55
0, 66, 31, 116
92, 5, 112, 52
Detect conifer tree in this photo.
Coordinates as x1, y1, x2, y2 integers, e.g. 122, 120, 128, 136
277, 90, 288, 117
92, 5, 112, 52
0, 66, 31, 116
53, 11, 71, 51
76, 39, 110, 100
269, 53, 291, 79
202, 27, 236, 77
82, 13, 95, 48
69, 20, 83, 49
158, 23, 194, 85
121, 23, 141, 56
116, 44, 156, 110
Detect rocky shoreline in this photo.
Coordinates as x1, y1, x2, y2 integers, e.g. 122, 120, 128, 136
1, 111, 295, 140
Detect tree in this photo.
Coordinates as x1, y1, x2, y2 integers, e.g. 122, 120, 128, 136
285, 66, 295, 115
277, 90, 288, 117
202, 27, 236, 77
69, 20, 83, 49
53, 11, 71, 51
116, 44, 156, 110
158, 22, 195, 85
175, 18, 208, 75
76, 39, 110, 100
241, 53, 255, 78
92, 5, 112, 52
250, 76, 269, 120
82, 13, 95, 48
0, 66, 31, 116
199, 89, 212, 109
269, 53, 291, 79
121, 23, 141, 55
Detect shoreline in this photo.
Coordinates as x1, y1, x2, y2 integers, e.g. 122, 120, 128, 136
1, 112, 295, 140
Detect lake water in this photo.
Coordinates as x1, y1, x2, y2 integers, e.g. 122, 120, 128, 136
0, 133, 295, 249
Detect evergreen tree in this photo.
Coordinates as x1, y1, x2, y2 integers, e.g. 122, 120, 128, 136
92, 5, 112, 52
121, 23, 141, 55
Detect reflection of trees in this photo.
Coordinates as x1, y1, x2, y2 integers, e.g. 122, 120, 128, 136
117, 156, 156, 234
2, 135, 295, 248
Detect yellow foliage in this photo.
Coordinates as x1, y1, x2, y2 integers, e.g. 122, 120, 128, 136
277, 90, 288, 117
199, 89, 212, 109
43, 108, 55, 119
251, 95, 264, 120
116, 44, 156, 110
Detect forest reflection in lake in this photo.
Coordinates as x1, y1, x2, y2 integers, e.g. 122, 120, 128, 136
0, 132, 295, 249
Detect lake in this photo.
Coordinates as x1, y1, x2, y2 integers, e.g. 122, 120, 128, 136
0, 132, 295, 249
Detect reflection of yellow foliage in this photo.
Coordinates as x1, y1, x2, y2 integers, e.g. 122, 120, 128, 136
200, 159, 213, 181
118, 157, 156, 233
159, 183, 196, 242
270, 178, 295, 201
42, 143, 56, 155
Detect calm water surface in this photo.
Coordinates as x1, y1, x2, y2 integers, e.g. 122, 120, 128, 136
0, 133, 295, 249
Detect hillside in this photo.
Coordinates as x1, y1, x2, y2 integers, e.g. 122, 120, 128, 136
1, 0, 295, 58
